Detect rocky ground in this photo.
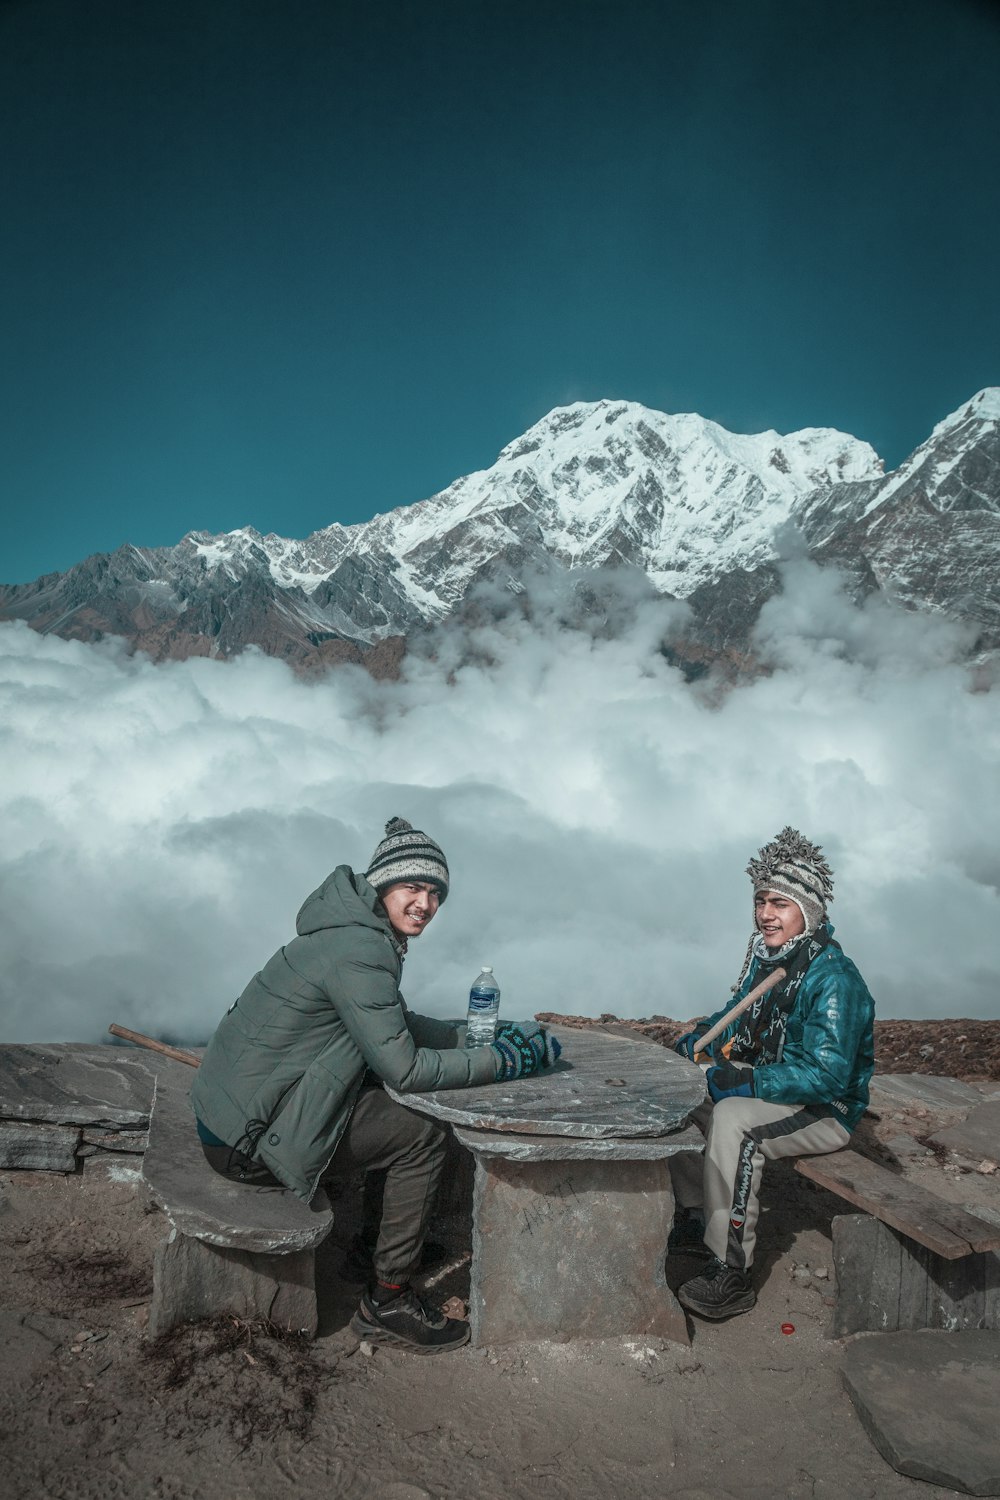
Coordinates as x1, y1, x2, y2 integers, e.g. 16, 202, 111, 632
1, 1020, 998, 1500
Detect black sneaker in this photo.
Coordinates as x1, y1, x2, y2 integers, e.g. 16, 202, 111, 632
667, 1212, 712, 1258
678, 1257, 756, 1320
339, 1234, 449, 1283
350, 1288, 470, 1354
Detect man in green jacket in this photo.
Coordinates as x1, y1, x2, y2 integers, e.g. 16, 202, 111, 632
669, 828, 875, 1321
191, 816, 560, 1354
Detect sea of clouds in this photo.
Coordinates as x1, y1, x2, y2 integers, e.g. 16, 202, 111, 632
2, 557, 998, 1046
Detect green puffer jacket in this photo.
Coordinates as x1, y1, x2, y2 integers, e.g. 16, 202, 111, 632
697, 926, 875, 1130
190, 865, 498, 1200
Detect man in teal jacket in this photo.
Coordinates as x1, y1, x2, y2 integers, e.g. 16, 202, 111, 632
670, 828, 875, 1321
191, 816, 560, 1353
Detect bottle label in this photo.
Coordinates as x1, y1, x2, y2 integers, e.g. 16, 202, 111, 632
468, 993, 498, 1012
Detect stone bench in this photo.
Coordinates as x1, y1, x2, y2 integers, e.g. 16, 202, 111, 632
141, 1066, 334, 1338
795, 1149, 1000, 1335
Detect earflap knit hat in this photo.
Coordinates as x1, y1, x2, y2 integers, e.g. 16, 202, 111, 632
365, 817, 450, 901
747, 826, 834, 935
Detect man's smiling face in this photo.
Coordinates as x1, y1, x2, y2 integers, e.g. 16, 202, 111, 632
379, 881, 441, 938
754, 890, 806, 950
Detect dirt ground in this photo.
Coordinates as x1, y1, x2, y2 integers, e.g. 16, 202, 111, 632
2, 1021, 998, 1500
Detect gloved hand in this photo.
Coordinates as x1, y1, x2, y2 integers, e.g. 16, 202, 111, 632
706, 1062, 755, 1104
491, 1021, 562, 1081
674, 1028, 708, 1061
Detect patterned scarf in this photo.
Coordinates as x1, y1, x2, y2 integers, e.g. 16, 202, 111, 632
724, 924, 839, 1065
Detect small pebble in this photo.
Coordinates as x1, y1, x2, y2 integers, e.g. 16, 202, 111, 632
359, 1340, 374, 1358
813, 1265, 829, 1280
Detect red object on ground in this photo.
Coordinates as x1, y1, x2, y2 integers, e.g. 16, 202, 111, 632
781, 1322, 795, 1335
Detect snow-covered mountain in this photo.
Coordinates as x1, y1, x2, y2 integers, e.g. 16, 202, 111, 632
3, 391, 998, 671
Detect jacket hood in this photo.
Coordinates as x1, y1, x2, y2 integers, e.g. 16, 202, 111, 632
296, 865, 391, 938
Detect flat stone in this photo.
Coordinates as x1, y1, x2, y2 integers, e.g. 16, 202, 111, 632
453, 1122, 704, 1162
0, 1120, 80, 1172
148, 1232, 319, 1338
868, 1074, 988, 1112
882, 1133, 932, 1160
842, 1330, 1000, 1495
390, 1027, 705, 1138
79, 1126, 149, 1154
468, 1151, 689, 1346
0, 1043, 155, 1127
142, 1065, 333, 1254
930, 1100, 1000, 1165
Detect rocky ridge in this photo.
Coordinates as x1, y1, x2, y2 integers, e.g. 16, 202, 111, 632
2, 389, 998, 673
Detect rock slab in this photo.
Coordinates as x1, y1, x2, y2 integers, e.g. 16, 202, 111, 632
0, 1120, 81, 1172
842, 1329, 1000, 1495
930, 1099, 1000, 1164
390, 1027, 705, 1139
0, 1044, 155, 1126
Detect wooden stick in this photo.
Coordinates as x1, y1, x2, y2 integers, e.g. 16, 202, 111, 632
108, 1024, 200, 1068
691, 966, 787, 1057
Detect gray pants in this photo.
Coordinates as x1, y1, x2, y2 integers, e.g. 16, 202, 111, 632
202, 1083, 449, 1284
670, 1091, 850, 1270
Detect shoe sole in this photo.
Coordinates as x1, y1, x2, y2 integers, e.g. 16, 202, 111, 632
677, 1287, 757, 1320
349, 1312, 471, 1354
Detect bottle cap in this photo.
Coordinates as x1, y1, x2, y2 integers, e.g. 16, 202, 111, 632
482, 966, 493, 973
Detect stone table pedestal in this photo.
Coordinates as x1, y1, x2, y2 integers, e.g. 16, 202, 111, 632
455, 1122, 703, 1346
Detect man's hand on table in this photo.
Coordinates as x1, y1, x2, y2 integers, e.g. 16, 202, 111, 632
491, 1021, 562, 1081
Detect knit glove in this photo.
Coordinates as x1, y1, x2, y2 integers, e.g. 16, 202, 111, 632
674, 1027, 709, 1061
491, 1022, 562, 1081
706, 1062, 755, 1103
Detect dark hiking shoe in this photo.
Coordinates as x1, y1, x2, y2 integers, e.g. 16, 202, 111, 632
667, 1212, 712, 1258
350, 1288, 470, 1354
339, 1234, 449, 1283
678, 1257, 756, 1320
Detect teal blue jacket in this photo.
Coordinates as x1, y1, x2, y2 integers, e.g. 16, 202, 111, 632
190, 866, 498, 1200
698, 927, 875, 1130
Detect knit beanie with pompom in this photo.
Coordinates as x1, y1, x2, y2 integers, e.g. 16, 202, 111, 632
364, 817, 450, 901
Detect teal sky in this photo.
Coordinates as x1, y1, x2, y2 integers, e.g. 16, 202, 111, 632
3, 0, 999, 584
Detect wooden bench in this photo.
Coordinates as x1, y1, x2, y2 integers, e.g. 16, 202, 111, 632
795, 1149, 1000, 1336
141, 1064, 334, 1338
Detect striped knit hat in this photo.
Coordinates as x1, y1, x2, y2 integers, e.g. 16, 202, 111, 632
365, 817, 450, 901
747, 826, 834, 934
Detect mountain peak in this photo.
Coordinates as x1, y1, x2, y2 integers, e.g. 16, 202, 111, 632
931, 387, 1000, 440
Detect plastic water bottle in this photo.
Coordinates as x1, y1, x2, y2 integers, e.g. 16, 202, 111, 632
465, 966, 501, 1049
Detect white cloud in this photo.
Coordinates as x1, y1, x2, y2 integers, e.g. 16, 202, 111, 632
1, 559, 997, 1046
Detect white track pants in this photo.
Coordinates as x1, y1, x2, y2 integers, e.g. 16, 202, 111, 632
670, 1093, 850, 1270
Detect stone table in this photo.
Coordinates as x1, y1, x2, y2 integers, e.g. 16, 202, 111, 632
387, 1027, 705, 1346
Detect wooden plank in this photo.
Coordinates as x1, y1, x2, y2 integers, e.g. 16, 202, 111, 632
795, 1149, 1000, 1259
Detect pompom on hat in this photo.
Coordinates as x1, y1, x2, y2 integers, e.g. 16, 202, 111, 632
747, 826, 834, 934
365, 817, 450, 901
